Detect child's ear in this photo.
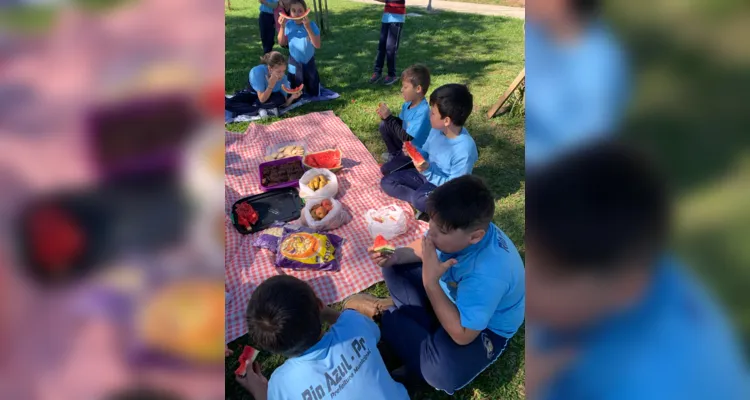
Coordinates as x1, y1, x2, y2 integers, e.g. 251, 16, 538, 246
469, 229, 486, 245
444, 116, 453, 127
416, 85, 423, 94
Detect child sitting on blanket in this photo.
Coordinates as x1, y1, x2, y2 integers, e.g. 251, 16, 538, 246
347, 175, 525, 394
380, 83, 478, 215
236, 275, 409, 400
248, 51, 303, 110
377, 64, 432, 175
277, 0, 323, 98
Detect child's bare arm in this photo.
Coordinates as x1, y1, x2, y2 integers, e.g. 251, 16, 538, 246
320, 306, 341, 325
277, 16, 288, 45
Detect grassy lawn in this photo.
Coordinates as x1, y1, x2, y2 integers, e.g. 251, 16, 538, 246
225, 0, 525, 398
446, 0, 525, 7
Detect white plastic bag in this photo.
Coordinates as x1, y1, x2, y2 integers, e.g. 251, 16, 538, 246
299, 168, 339, 200
303, 197, 349, 231
364, 205, 408, 240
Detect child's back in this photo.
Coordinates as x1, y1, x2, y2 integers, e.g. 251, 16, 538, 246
268, 310, 408, 400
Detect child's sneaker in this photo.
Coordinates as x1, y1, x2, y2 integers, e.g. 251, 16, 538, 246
383, 75, 399, 85
369, 73, 382, 84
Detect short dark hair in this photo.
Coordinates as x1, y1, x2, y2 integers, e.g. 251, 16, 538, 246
402, 64, 431, 93
429, 84, 473, 127
284, 0, 308, 12
526, 141, 671, 274
427, 175, 494, 232
572, 0, 601, 19
246, 275, 321, 357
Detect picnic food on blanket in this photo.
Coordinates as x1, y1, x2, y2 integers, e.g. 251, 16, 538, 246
403, 142, 426, 166
275, 228, 343, 271
27, 205, 86, 270
306, 174, 329, 191
280, 9, 311, 20
303, 149, 343, 171
234, 346, 259, 377
302, 197, 349, 231
261, 159, 305, 187
234, 202, 259, 230
365, 205, 408, 240
281, 84, 304, 94
253, 222, 312, 252
137, 281, 224, 363
232, 189, 304, 234
372, 234, 396, 256
264, 145, 305, 161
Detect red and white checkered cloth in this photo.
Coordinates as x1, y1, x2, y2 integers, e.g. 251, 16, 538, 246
224, 111, 428, 343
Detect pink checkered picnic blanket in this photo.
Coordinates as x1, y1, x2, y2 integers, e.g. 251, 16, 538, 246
224, 111, 428, 343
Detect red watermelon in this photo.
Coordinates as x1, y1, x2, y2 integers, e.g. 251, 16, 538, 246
303, 149, 343, 172
234, 346, 259, 377
372, 234, 395, 255
403, 142, 426, 166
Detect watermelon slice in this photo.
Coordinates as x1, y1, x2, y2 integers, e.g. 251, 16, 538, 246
281, 84, 304, 94
234, 346, 259, 377
280, 9, 310, 21
303, 149, 343, 171
403, 142, 426, 166
373, 234, 395, 256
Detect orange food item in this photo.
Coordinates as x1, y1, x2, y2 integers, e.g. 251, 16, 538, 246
321, 199, 333, 212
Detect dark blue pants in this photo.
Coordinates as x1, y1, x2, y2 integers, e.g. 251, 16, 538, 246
374, 22, 403, 77
259, 11, 276, 54
379, 120, 415, 175
381, 263, 509, 394
380, 169, 436, 213
288, 56, 321, 97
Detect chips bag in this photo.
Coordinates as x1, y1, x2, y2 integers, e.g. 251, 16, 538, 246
252, 222, 312, 252
275, 227, 343, 271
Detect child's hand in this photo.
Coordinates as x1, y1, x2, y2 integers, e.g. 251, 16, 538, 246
415, 160, 430, 173
376, 102, 391, 119
421, 236, 457, 285
225, 347, 233, 357
290, 90, 303, 100
277, 13, 287, 25
301, 16, 311, 26
367, 246, 398, 268
267, 73, 281, 88
236, 362, 269, 399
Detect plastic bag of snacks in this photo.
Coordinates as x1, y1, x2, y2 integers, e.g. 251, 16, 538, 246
275, 227, 344, 271
252, 222, 312, 252
302, 197, 349, 231
298, 168, 338, 200
364, 205, 408, 240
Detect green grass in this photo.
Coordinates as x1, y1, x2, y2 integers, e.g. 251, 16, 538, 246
226, 0, 525, 398
444, 0, 525, 7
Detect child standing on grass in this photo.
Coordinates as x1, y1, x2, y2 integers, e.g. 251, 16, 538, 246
370, 0, 406, 85
377, 64, 432, 175
235, 275, 409, 400
380, 83, 478, 215
347, 176, 525, 394
278, 0, 322, 98
259, 0, 280, 54
240, 51, 302, 114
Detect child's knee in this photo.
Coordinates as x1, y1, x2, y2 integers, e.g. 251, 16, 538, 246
419, 357, 462, 394
380, 176, 394, 191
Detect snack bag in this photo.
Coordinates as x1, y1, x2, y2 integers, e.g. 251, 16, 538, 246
299, 168, 338, 200
252, 222, 312, 252
275, 227, 343, 271
302, 197, 349, 231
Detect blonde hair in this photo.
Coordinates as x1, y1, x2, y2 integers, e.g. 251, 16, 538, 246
260, 51, 287, 68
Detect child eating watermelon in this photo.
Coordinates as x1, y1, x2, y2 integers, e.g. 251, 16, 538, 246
277, 0, 323, 98
380, 84, 478, 216
237, 275, 409, 400
348, 176, 525, 394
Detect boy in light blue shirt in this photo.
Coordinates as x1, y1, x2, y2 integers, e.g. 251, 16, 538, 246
236, 275, 409, 400
377, 64, 432, 175
381, 83, 478, 214
347, 176, 525, 394
278, 0, 323, 97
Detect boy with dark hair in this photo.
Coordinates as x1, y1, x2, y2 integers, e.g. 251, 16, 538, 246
380, 83, 478, 215
347, 176, 525, 394
236, 275, 409, 400
369, 0, 406, 85
525, 142, 748, 400
377, 64, 432, 174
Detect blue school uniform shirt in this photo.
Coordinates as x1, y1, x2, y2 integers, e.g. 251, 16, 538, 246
268, 310, 409, 400
259, 0, 278, 14
435, 223, 525, 338
285, 20, 319, 74
536, 256, 749, 400
525, 20, 629, 168
418, 127, 478, 187
249, 64, 290, 94
399, 98, 431, 147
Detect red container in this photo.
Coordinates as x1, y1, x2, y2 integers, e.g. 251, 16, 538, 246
258, 156, 305, 191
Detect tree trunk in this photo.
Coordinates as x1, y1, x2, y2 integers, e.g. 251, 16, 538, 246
427, 0, 433, 11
